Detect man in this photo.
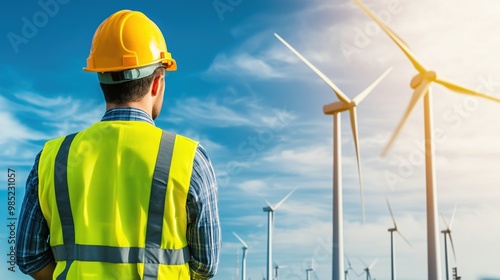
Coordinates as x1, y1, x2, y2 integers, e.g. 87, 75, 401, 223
16, 10, 220, 280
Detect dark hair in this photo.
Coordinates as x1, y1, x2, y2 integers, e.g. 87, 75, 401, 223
100, 67, 165, 104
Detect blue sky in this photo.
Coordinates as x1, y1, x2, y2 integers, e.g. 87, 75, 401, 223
2, 0, 500, 279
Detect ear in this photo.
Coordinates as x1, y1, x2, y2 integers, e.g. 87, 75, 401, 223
151, 73, 164, 97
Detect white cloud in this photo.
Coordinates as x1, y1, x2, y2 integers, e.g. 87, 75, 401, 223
14, 91, 72, 107
263, 145, 332, 176
205, 53, 285, 80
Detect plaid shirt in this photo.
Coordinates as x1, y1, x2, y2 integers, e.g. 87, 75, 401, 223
16, 107, 221, 279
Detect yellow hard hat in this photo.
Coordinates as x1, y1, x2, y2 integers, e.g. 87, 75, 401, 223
84, 10, 176, 84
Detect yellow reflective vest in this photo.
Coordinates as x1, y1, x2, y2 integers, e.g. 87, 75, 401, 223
38, 121, 198, 279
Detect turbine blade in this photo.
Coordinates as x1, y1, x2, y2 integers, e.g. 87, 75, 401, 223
349, 107, 366, 223
273, 187, 297, 210
261, 196, 274, 209
449, 204, 457, 229
352, 67, 393, 105
354, 0, 427, 73
440, 214, 450, 229
369, 258, 378, 270
232, 232, 249, 249
346, 254, 352, 267
274, 33, 352, 104
435, 77, 500, 103
381, 81, 431, 157
352, 0, 426, 73
397, 230, 413, 247
368, 258, 378, 270
449, 233, 457, 263
358, 257, 368, 268
385, 198, 397, 228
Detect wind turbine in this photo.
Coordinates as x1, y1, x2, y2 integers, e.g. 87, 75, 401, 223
352, 0, 500, 279
358, 258, 378, 280
274, 32, 392, 280
233, 232, 249, 280
262, 188, 296, 280
305, 259, 316, 280
273, 262, 287, 280
344, 255, 356, 280
441, 206, 457, 280
386, 198, 412, 280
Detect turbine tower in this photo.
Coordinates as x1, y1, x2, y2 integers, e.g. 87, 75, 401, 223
262, 188, 296, 280
353, 0, 500, 279
386, 198, 412, 280
275, 33, 392, 280
441, 206, 457, 280
235, 248, 239, 280
233, 232, 249, 280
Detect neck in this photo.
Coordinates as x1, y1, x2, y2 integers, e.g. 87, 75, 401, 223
106, 102, 153, 118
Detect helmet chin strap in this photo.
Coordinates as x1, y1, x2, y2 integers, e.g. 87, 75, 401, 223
97, 63, 164, 84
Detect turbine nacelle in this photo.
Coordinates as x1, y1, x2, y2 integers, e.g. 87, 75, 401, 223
410, 71, 437, 89
323, 101, 352, 115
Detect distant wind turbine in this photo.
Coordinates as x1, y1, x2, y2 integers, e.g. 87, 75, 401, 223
273, 262, 287, 280
353, 0, 500, 279
358, 258, 378, 280
386, 199, 412, 280
233, 232, 249, 280
262, 188, 296, 280
274, 32, 392, 280
441, 206, 458, 280
344, 255, 357, 280
305, 259, 316, 280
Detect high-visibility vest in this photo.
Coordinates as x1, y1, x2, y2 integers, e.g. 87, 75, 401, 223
38, 121, 198, 279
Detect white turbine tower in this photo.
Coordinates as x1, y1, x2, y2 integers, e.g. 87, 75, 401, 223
262, 188, 296, 280
353, 1, 500, 279
441, 206, 457, 280
305, 268, 313, 280
235, 248, 239, 280
274, 33, 392, 280
233, 232, 249, 280
386, 199, 412, 280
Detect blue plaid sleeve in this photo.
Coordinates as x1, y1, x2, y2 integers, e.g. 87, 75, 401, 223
187, 145, 221, 279
16, 151, 54, 275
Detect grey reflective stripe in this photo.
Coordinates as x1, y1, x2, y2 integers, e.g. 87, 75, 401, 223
54, 133, 78, 245
51, 244, 190, 264
52, 131, 186, 279
54, 133, 77, 280
145, 131, 176, 279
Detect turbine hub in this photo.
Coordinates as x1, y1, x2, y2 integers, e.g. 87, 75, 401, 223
410, 71, 437, 89
410, 74, 422, 89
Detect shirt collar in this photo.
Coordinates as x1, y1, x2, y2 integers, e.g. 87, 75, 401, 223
101, 107, 155, 126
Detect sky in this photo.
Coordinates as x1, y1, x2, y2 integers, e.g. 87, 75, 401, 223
1, 0, 500, 279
